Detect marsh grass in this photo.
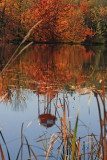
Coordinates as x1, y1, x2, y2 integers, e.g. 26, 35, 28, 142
0, 88, 106, 160
37, 89, 106, 160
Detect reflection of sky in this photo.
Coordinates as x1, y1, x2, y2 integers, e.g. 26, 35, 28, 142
0, 89, 105, 159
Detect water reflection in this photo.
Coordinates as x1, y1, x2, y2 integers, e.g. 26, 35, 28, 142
0, 44, 107, 105
0, 43, 107, 159
38, 89, 57, 128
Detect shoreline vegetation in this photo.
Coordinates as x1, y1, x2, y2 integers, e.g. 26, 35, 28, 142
0, 0, 107, 45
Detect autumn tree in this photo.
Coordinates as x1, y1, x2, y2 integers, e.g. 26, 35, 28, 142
0, 0, 6, 40
56, 2, 94, 42
0, 0, 31, 41
22, 0, 94, 42
83, 0, 107, 43
0, 0, 106, 43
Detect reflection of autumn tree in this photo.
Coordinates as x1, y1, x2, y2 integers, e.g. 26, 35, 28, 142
0, 43, 18, 62
20, 45, 94, 89
82, 1, 107, 43
84, 45, 107, 90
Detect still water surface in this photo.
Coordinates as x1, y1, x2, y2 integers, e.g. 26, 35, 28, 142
0, 43, 107, 159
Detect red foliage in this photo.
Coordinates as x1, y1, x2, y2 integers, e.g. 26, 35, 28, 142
32, 0, 94, 42
1, 0, 95, 42
80, 1, 89, 14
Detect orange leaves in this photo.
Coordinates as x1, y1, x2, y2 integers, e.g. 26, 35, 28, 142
80, 1, 89, 14
18, 44, 94, 92
56, 4, 92, 42
32, 0, 61, 42
2, 0, 95, 42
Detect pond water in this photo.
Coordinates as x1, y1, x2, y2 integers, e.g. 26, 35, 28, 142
0, 43, 107, 159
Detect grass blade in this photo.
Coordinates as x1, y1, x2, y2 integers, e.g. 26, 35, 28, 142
16, 144, 22, 160
21, 123, 24, 160
71, 117, 78, 160
46, 133, 61, 160
0, 93, 8, 103
25, 136, 31, 158
63, 99, 66, 160
10, 42, 33, 65
78, 138, 80, 160
71, 105, 80, 160
40, 137, 47, 152
30, 147, 38, 160
21, 20, 42, 44
0, 144, 5, 160
0, 131, 10, 160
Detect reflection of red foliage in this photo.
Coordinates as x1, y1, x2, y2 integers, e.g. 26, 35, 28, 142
77, 74, 86, 86
38, 114, 56, 128
20, 45, 94, 91
0, 45, 95, 102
